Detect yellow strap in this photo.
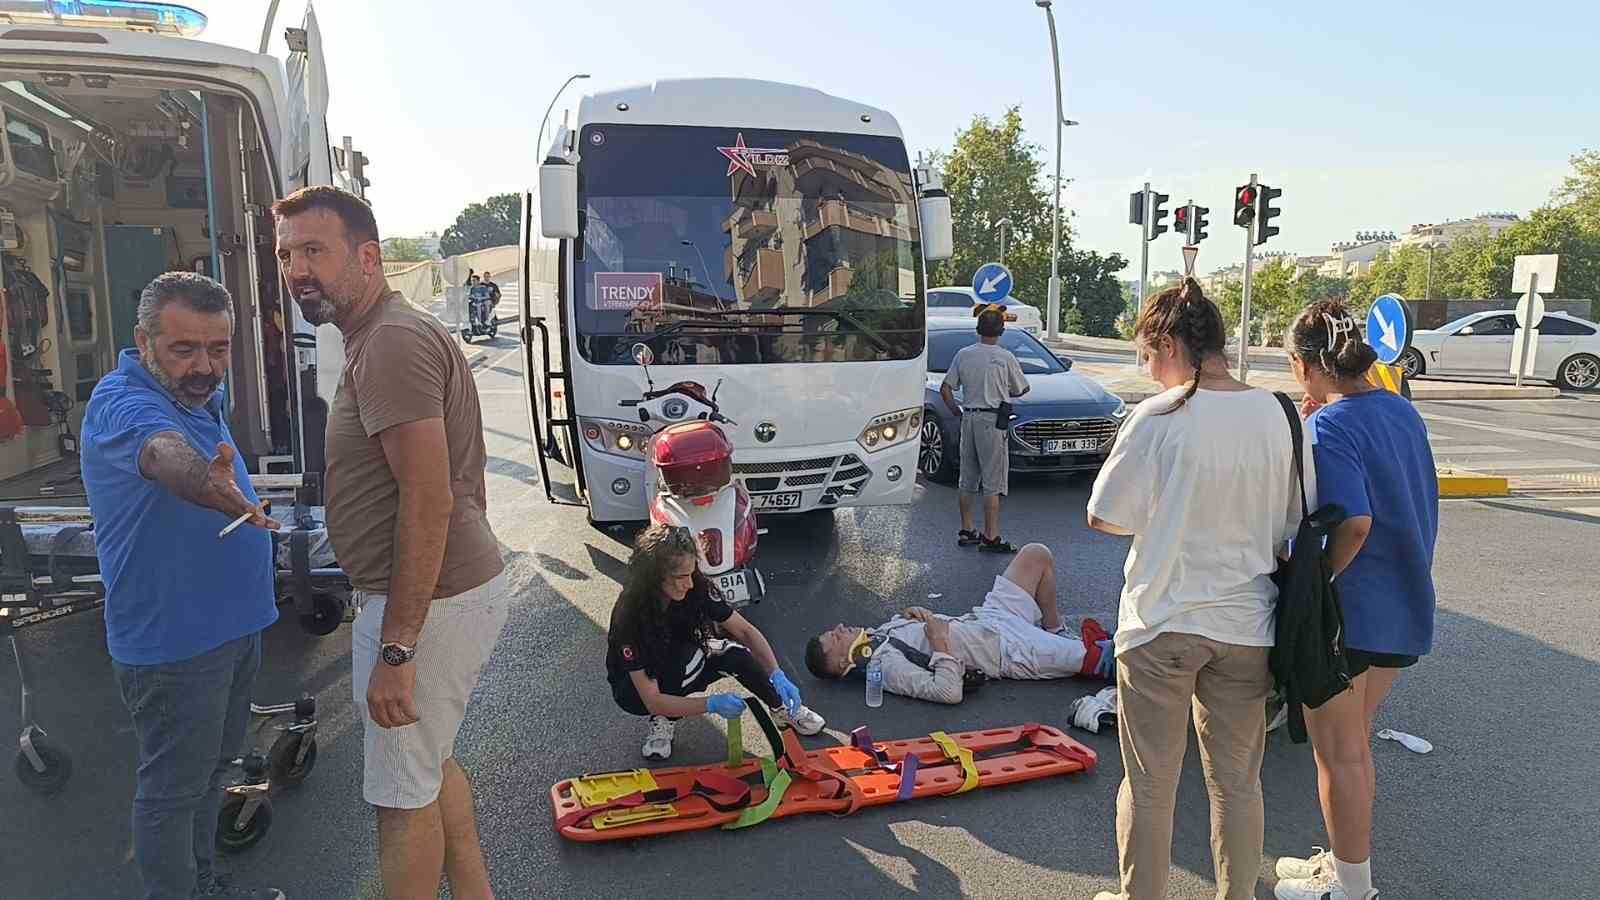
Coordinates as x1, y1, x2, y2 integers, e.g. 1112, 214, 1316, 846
928, 731, 979, 794
592, 803, 678, 830
572, 769, 658, 807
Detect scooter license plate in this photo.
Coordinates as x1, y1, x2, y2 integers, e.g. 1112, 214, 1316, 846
714, 568, 763, 606
751, 491, 801, 511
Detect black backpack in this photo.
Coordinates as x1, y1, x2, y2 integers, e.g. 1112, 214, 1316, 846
1270, 392, 1351, 744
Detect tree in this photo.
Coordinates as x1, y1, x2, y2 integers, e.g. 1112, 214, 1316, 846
1468, 205, 1600, 301
925, 108, 1128, 336
382, 237, 430, 262
440, 193, 521, 256
1554, 148, 1600, 233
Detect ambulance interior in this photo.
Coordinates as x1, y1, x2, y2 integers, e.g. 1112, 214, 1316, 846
0, 73, 298, 502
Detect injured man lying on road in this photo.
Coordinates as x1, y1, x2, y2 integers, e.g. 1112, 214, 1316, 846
805, 544, 1114, 704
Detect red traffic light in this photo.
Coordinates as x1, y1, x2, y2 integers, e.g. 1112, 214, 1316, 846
1237, 187, 1255, 205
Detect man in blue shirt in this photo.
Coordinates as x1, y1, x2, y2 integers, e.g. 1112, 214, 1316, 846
81, 272, 286, 900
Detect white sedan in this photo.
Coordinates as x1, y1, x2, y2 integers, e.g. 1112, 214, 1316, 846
926, 286, 1044, 336
1400, 310, 1600, 390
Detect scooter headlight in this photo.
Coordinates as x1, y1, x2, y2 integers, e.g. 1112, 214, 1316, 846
857, 408, 921, 453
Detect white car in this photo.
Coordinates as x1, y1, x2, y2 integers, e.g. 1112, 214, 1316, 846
1401, 310, 1600, 390
927, 286, 1044, 336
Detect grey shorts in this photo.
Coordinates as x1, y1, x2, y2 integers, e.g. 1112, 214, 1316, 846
959, 411, 1010, 496
352, 571, 510, 809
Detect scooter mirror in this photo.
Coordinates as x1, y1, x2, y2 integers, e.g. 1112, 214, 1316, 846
631, 343, 654, 367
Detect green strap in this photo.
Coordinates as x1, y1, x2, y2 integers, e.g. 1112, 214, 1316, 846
759, 754, 777, 786
723, 770, 792, 830
726, 717, 744, 767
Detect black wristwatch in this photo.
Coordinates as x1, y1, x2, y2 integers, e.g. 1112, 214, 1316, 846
380, 641, 416, 666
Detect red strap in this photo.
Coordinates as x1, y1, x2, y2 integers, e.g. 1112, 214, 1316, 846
1079, 617, 1111, 676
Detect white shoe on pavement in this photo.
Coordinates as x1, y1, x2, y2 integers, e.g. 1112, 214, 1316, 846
1276, 847, 1334, 880
641, 715, 675, 760
1091, 892, 1122, 900
775, 704, 826, 735
1274, 871, 1378, 900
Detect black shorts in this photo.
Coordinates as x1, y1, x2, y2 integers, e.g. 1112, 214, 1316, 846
1346, 648, 1419, 679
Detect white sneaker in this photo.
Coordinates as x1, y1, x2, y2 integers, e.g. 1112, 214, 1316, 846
1069, 686, 1118, 734
641, 716, 675, 760
1276, 847, 1333, 880
1274, 871, 1377, 900
774, 704, 825, 735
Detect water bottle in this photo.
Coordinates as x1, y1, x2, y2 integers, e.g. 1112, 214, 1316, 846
865, 653, 884, 708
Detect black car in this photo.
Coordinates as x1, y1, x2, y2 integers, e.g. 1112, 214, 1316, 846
919, 319, 1128, 483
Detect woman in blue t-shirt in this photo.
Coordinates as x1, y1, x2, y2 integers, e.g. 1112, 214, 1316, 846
1273, 300, 1439, 900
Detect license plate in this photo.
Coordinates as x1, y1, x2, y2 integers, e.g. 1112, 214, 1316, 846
1044, 438, 1100, 453
751, 491, 801, 510
713, 567, 765, 606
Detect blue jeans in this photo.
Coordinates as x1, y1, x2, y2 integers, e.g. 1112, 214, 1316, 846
112, 632, 261, 900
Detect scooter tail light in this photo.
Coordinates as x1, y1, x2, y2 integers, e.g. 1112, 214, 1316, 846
734, 486, 758, 566
699, 529, 724, 568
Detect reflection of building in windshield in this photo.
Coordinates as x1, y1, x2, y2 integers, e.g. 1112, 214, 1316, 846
723, 139, 915, 309
623, 261, 723, 335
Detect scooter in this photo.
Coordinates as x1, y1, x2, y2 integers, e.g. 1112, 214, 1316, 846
622, 343, 764, 607
459, 286, 499, 343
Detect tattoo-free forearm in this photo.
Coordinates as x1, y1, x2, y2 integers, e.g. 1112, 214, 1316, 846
1326, 516, 1373, 578
724, 614, 780, 675
380, 484, 453, 645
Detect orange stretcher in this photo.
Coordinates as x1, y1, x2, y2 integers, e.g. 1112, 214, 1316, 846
551, 698, 1097, 842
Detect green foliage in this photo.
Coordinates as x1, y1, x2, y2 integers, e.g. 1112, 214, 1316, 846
1468, 205, 1600, 301
382, 237, 430, 263
925, 108, 1127, 336
440, 193, 521, 257
1209, 263, 1351, 347
1554, 148, 1600, 233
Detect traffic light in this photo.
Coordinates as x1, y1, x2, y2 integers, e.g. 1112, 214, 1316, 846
1173, 205, 1188, 239
1234, 184, 1256, 228
1255, 184, 1282, 246
1128, 190, 1144, 226
1193, 205, 1210, 243
1148, 192, 1170, 240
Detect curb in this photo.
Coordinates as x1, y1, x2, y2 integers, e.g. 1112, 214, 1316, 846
1436, 471, 1510, 498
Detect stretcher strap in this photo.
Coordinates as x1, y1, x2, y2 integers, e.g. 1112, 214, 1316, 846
726, 716, 743, 767
555, 772, 754, 831
929, 731, 979, 794
743, 696, 791, 766
849, 725, 893, 770
895, 753, 920, 801
723, 770, 792, 830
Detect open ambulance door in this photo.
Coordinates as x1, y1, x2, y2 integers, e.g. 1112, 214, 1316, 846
277, 0, 337, 478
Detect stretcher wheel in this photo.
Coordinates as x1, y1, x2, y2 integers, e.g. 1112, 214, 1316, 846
216, 794, 272, 853
267, 733, 317, 786
298, 592, 343, 636
14, 738, 72, 795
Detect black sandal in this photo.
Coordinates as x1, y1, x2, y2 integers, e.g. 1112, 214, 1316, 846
957, 529, 982, 546
979, 536, 1019, 553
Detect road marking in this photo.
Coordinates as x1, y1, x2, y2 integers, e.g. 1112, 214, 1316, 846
1467, 459, 1600, 472
1420, 412, 1600, 453
1562, 506, 1600, 519
1430, 445, 1514, 456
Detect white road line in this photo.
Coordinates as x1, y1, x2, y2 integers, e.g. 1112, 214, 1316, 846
1561, 506, 1600, 519
1430, 445, 1514, 455
1468, 459, 1600, 472
1419, 412, 1600, 453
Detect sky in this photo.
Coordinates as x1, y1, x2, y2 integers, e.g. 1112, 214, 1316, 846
200, 0, 1597, 280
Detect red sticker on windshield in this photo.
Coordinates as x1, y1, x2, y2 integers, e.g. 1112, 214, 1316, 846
593, 272, 664, 311
716, 133, 789, 178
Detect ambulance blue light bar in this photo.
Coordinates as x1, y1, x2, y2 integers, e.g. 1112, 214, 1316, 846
0, 1, 207, 37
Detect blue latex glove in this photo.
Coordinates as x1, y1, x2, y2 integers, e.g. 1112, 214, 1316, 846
705, 693, 745, 719
1093, 639, 1116, 680
769, 669, 802, 714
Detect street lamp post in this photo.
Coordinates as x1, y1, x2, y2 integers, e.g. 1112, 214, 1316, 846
1036, 0, 1076, 342
680, 239, 718, 300
538, 73, 591, 159
994, 217, 1011, 265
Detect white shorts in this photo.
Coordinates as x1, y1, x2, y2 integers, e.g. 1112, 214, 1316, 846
975, 576, 1088, 680
352, 571, 510, 809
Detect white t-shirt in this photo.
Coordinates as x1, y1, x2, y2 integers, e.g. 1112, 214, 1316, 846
1087, 387, 1315, 656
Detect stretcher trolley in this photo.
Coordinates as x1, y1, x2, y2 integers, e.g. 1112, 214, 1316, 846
0, 473, 352, 853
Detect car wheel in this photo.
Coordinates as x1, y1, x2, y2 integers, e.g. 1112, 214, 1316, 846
1557, 353, 1600, 391
1398, 347, 1425, 378
918, 412, 958, 484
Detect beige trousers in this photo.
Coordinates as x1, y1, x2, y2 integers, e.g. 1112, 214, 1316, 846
1113, 631, 1272, 900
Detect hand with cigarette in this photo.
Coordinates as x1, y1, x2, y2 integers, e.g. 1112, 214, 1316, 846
204, 442, 280, 535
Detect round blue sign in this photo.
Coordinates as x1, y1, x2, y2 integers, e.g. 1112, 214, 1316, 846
972, 262, 1013, 303
1365, 293, 1412, 366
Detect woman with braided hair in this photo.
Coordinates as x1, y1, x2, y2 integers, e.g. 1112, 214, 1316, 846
1086, 277, 1313, 900
1272, 301, 1438, 900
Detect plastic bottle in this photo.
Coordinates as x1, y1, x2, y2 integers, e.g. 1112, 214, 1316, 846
865, 653, 884, 708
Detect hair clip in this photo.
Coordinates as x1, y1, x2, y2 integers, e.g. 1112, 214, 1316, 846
1322, 312, 1358, 350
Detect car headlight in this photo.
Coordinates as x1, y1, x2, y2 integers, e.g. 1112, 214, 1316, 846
1110, 398, 1129, 419
858, 407, 922, 453
581, 418, 650, 458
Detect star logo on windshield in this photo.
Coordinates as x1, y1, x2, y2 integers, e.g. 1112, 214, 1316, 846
716, 133, 789, 178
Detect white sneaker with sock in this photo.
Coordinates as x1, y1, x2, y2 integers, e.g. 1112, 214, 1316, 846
641, 715, 675, 759
1274, 871, 1377, 900
1276, 847, 1334, 880
775, 704, 826, 735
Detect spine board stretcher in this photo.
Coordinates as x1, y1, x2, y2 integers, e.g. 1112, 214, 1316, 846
551, 697, 1097, 841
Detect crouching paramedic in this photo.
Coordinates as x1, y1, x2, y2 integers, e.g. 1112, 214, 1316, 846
608, 524, 826, 759
804, 543, 1114, 703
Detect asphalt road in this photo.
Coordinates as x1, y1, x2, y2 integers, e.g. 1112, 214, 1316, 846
4, 329, 1599, 899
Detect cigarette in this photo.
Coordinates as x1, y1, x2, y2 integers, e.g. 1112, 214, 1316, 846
218, 511, 252, 538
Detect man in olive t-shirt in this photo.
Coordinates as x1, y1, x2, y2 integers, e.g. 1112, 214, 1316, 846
274, 186, 507, 900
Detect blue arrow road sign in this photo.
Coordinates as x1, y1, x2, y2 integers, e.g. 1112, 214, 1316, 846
972, 262, 1013, 303
1366, 293, 1412, 366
